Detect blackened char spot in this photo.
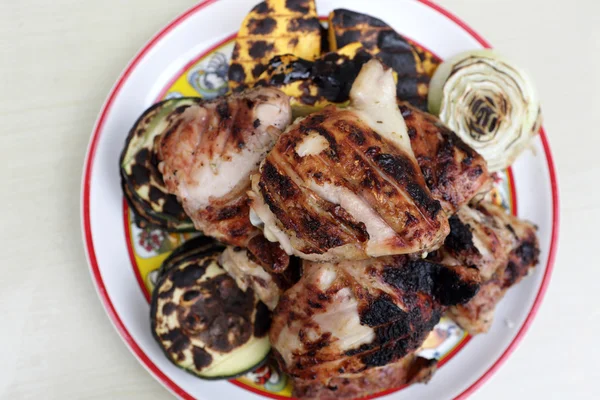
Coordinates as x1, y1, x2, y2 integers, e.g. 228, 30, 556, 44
162, 302, 176, 316
252, 1, 270, 14
285, 0, 310, 13
228, 63, 246, 83
161, 328, 190, 358
252, 63, 267, 79
135, 148, 151, 165
375, 317, 411, 344
183, 290, 200, 301
171, 264, 205, 288
360, 295, 406, 327
378, 30, 413, 56
149, 186, 165, 203
407, 126, 417, 139
216, 101, 230, 120
374, 154, 441, 218
130, 163, 150, 187
382, 260, 478, 306
334, 120, 365, 145
431, 267, 479, 306
254, 301, 271, 337
253, 118, 261, 128
514, 239, 539, 265
336, 31, 361, 47
331, 8, 388, 29
249, 41, 275, 59
361, 337, 409, 367
186, 274, 255, 352
192, 347, 213, 370
162, 194, 186, 216
288, 17, 321, 33
216, 205, 241, 221
262, 161, 299, 199
247, 17, 276, 35
445, 215, 475, 252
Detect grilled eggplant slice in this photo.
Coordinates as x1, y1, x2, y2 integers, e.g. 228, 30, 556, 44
120, 98, 200, 232
228, 0, 321, 91
328, 8, 430, 110
151, 242, 271, 379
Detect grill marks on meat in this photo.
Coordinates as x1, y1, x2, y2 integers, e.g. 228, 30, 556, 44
250, 60, 448, 261
400, 101, 492, 214
269, 255, 479, 394
157, 87, 291, 247
438, 202, 540, 334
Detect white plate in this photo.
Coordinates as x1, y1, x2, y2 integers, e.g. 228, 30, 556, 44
81, 0, 559, 398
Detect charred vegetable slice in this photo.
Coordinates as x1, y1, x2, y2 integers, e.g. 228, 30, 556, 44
254, 46, 373, 116
228, 0, 321, 91
151, 243, 271, 379
120, 98, 201, 232
149, 236, 222, 292
428, 49, 542, 171
328, 8, 430, 110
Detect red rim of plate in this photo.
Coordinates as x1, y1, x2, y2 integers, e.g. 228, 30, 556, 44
81, 0, 560, 399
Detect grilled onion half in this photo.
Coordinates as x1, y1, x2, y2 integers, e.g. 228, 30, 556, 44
428, 49, 542, 171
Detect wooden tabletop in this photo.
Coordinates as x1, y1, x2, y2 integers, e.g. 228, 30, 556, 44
0, 0, 597, 398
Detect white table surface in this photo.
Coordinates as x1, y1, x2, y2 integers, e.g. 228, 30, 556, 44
0, 0, 598, 398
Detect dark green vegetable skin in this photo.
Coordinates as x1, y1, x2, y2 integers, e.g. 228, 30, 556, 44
150, 237, 271, 380
119, 98, 201, 232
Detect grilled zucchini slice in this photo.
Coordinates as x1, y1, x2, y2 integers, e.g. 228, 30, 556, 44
152, 236, 221, 286
328, 8, 430, 110
228, 0, 321, 91
151, 243, 271, 379
120, 98, 201, 232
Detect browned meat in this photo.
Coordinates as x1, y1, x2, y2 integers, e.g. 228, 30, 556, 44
438, 202, 540, 334
250, 60, 449, 261
439, 202, 517, 280
292, 354, 437, 399
157, 86, 291, 247
399, 101, 493, 214
269, 255, 479, 398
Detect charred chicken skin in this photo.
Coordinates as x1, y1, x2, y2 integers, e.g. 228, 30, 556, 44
270, 255, 479, 398
250, 60, 449, 261
437, 202, 540, 334
157, 86, 292, 247
400, 101, 493, 214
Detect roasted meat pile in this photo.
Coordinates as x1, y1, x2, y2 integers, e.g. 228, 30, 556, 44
151, 59, 539, 399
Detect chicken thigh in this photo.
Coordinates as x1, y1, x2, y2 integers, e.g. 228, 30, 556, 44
249, 60, 449, 261
157, 87, 292, 247
270, 255, 479, 397
434, 202, 539, 334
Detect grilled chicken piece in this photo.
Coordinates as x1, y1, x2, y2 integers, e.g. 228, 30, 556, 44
437, 202, 540, 334
249, 60, 449, 261
440, 202, 517, 280
400, 101, 493, 214
293, 354, 437, 399
270, 256, 479, 398
157, 87, 291, 248
220, 246, 287, 310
